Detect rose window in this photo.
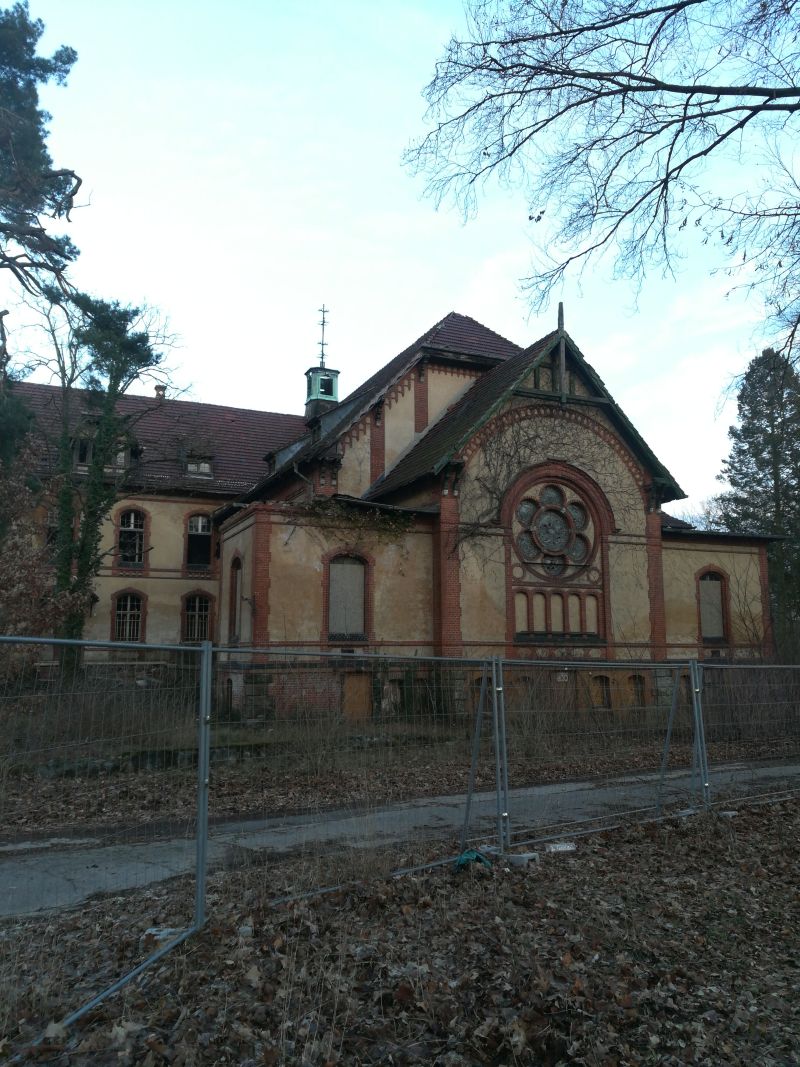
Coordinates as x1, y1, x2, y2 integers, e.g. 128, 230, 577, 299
512, 483, 595, 579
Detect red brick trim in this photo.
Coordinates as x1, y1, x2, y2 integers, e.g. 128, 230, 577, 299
414, 363, 429, 433
646, 510, 667, 660
501, 462, 613, 654
228, 553, 243, 644
319, 547, 375, 648
370, 404, 385, 485
111, 504, 151, 577
251, 509, 271, 647
694, 564, 732, 653
463, 403, 649, 507
110, 587, 147, 642
434, 493, 463, 656
181, 588, 216, 643
180, 507, 216, 579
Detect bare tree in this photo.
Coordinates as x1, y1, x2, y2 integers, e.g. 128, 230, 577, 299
408, 0, 800, 351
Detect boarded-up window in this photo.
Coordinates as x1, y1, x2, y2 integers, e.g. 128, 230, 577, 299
699, 573, 725, 640
329, 557, 366, 638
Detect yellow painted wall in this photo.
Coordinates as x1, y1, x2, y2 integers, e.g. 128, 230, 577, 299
428, 367, 478, 424
88, 495, 219, 645
266, 516, 434, 647
607, 539, 652, 650
662, 541, 764, 646
220, 514, 255, 645
460, 533, 507, 646
337, 422, 371, 497
460, 403, 646, 536
384, 382, 415, 471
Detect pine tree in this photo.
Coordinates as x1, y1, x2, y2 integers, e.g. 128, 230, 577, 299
716, 348, 800, 655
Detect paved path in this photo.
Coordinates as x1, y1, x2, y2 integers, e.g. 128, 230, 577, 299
1, 760, 797, 919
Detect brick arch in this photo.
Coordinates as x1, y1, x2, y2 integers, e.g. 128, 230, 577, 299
500, 461, 616, 536
320, 547, 375, 647
459, 403, 648, 508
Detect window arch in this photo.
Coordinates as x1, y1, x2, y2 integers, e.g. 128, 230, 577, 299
328, 555, 367, 640
228, 557, 242, 643
186, 513, 213, 571
112, 590, 145, 641
116, 508, 147, 569
698, 569, 728, 642
183, 591, 213, 642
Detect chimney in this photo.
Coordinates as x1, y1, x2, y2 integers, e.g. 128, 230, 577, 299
154, 384, 166, 401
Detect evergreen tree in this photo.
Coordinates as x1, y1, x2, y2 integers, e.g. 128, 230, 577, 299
716, 348, 800, 655
0, 2, 79, 295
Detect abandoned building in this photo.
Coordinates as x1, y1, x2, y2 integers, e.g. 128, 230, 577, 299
15, 311, 773, 663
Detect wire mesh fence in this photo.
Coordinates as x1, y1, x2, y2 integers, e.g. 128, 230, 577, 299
1, 635, 799, 1056
699, 662, 800, 805
498, 660, 708, 847
207, 649, 501, 896
0, 635, 206, 1046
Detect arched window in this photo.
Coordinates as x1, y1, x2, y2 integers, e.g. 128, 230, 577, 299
114, 592, 144, 641
184, 593, 212, 642
117, 509, 146, 567
591, 674, 612, 710
328, 556, 366, 640
228, 558, 242, 643
186, 514, 212, 570
699, 571, 726, 641
629, 673, 646, 707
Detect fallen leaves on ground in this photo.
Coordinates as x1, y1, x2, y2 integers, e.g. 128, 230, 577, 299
2, 799, 799, 1064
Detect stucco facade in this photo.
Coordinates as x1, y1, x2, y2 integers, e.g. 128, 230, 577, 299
17, 312, 773, 662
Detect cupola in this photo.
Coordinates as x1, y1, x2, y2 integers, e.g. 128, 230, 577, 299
305, 304, 339, 421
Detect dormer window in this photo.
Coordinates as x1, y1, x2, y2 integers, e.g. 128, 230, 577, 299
186, 457, 213, 478
73, 437, 129, 472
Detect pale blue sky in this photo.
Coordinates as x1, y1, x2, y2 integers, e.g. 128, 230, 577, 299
8, 0, 768, 511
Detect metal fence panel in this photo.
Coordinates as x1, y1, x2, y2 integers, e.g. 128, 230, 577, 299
498, 659, 706, 844
207, 649, 501, 896
0, 636, 203, 1045
698, 663, 800, 804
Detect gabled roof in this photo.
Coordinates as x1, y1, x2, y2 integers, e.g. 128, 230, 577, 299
13, 381, 306, 496
367, 330, 685, 504
236, 312, 522, 506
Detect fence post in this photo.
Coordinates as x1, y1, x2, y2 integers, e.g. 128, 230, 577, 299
656, 666, 682, 816
194, 639, 212, 928
490, 659, 505, 853
689, 659, 711, 810
459, 662, 489, 855
495, 658, 512, 851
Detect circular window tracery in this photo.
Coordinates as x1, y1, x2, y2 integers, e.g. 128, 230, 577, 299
513, 481, 597, 580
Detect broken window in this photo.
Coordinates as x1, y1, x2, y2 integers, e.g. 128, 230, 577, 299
118, 509, 145, 566
186, 514, 212, 569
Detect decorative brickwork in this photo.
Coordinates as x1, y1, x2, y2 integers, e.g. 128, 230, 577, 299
645, 510, 667, 660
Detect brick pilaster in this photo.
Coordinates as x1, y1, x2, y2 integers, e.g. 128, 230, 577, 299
250, 506, 271, 648
434, 492, 463, 656
645, 510, 666, 660
370, 405, 385, 485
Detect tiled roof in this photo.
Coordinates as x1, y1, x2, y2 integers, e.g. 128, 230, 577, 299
660, 512, 694, 530
237, 312, 523, 506
340, 311, 522, 409
368, 329, 686, 504
368, 332, 558, 500
12, 381, 307, 495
